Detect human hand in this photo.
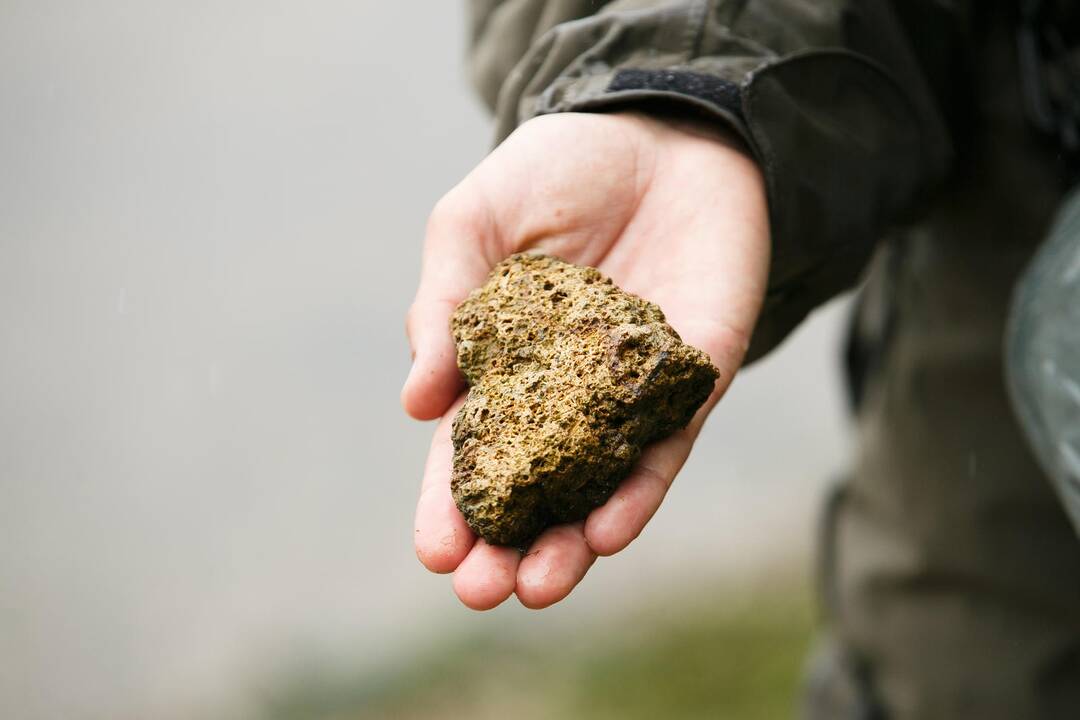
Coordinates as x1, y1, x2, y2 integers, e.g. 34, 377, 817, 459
403, 111, 770, 610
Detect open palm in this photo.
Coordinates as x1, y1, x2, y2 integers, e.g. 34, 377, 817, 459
403, 112, 770, 610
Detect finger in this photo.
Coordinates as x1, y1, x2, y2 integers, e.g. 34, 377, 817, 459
402, 190, 496, 421
452, 539, 520, 611
584, 422, 699, 557
515, 522, 597, 609
581, 311, 754, 558
414, 397, 475, 573
673, 317, 754, 406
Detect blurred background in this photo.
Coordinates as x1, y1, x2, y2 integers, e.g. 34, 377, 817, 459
0, 3, 853, 718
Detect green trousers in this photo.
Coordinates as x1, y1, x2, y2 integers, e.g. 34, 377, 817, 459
804, 20, 1080, 720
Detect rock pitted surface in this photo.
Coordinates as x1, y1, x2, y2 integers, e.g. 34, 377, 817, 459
450, 253, 719, 548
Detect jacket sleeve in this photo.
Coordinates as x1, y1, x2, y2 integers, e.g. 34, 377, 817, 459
466, 0, 954, 361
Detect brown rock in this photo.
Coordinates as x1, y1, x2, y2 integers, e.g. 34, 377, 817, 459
450, 253, 719, 548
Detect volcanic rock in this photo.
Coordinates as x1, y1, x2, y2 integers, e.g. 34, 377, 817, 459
450, 253, 719, 548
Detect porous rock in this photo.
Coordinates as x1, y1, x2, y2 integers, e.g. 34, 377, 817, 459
450, 253, 719, 548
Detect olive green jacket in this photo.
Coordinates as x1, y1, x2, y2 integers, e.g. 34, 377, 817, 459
467, 0, 958, 360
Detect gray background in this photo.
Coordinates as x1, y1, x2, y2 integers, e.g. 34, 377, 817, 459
0, 3, 851, 718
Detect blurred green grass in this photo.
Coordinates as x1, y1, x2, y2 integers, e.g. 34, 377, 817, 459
263, 577, 815, 720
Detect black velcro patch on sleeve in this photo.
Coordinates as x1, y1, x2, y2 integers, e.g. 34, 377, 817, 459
608, 69, 744, 119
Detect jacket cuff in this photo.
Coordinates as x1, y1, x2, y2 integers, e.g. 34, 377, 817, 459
493, 3, 951, 360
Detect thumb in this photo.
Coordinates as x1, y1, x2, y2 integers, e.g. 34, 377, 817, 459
402, 191, 496, 420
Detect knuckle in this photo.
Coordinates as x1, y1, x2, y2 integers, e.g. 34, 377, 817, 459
426, 185, 480, 242
427, 191, 462, 231
634, 462, 670, 492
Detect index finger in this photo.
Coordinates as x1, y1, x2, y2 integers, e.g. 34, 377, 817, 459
401, 189, 497, 421
414, 396, 475, 573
